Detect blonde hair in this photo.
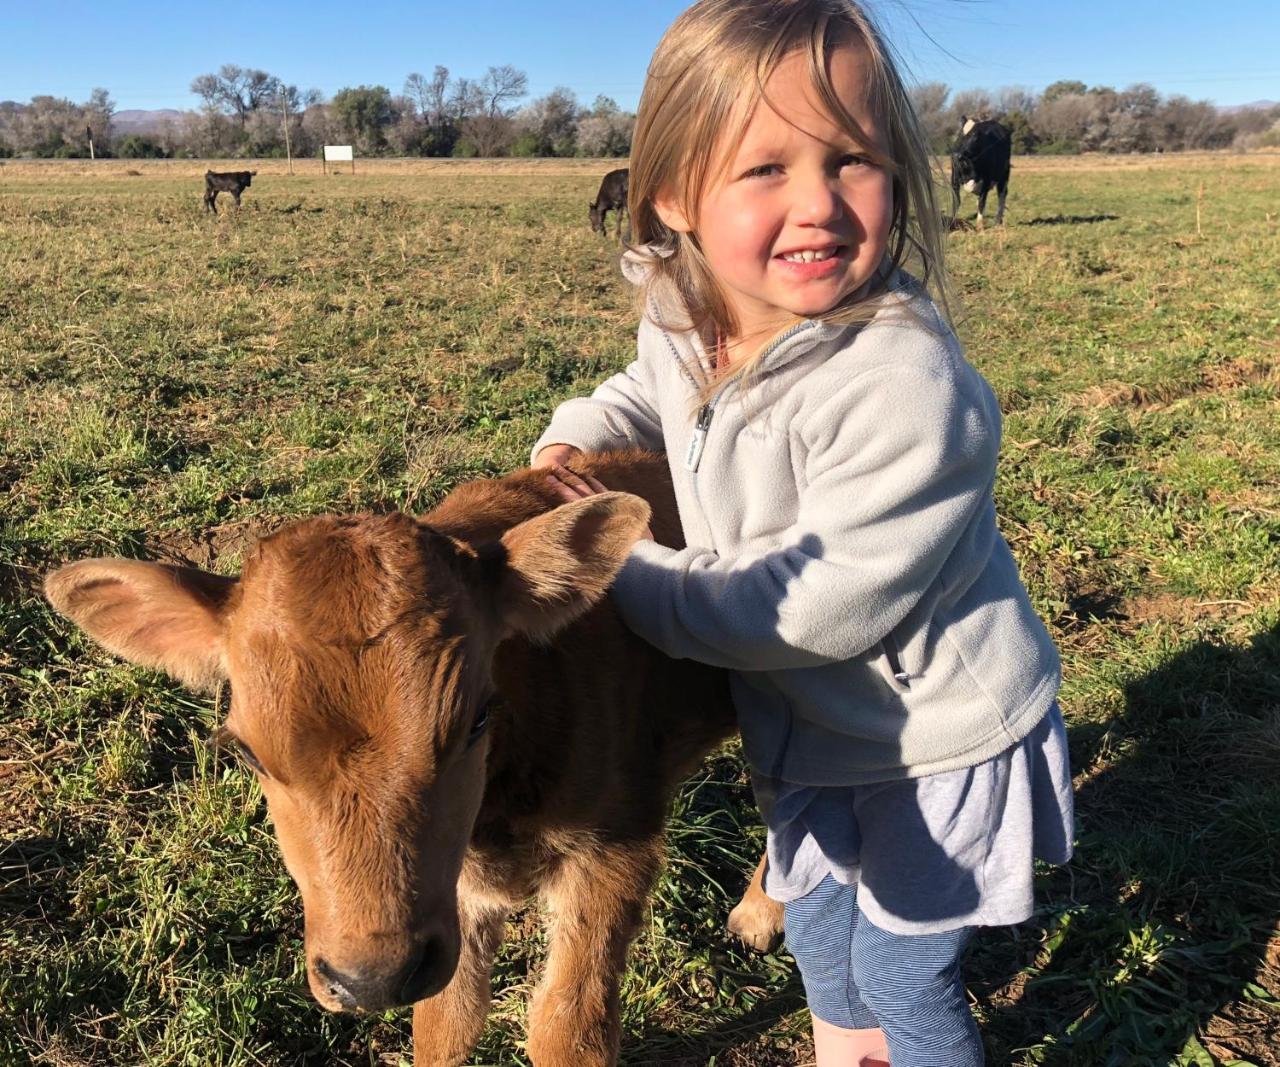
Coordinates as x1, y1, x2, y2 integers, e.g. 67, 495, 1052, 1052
628, 0, 951, 396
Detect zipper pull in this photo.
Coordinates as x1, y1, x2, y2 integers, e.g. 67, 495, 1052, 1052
882, 637, 911, 688
685, 403, 713, 472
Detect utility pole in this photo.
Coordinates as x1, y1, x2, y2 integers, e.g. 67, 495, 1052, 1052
86, 125, 95, 160
281, 91, 294, 174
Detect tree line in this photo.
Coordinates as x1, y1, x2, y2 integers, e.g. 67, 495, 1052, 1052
1, 67, 1277, 160
910, 80, 1277, 155
0, 64, 634, 160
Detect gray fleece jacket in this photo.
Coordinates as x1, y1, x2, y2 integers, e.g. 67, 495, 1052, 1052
531, 272, 1060, 785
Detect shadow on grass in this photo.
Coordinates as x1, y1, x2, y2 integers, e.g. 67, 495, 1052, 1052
974, 623, 1280, 1065
624, 978, 808, 1066
0, 834, 86, 924
1021, 214, 1120, 226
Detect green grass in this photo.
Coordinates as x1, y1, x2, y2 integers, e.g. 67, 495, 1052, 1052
2, 154, 1278, 1066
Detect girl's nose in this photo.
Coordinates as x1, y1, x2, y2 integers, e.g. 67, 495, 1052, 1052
794, 176, 844, 226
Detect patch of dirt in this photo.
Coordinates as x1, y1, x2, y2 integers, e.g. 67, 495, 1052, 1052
1203, 927, 1280, 1066
1204, 486, 1280, 516
1121, 590, 1238, 628
1054, 579, 1257, 643
145, 517, 283, 572
1073, 356, 1279, 412
1201, 355, 1279, 393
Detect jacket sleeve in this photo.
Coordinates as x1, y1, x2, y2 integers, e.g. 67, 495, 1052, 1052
607, 362, 1000, 671
530, 324, 665, 462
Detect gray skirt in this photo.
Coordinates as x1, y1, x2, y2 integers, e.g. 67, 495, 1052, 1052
752, 702, 1074, 936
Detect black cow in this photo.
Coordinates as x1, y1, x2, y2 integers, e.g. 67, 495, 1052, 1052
950, 118, 1011, 228
204, 170, 257, 214
589, 168, 629, 238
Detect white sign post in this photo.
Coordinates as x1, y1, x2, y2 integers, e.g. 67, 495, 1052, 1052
323, 145, 355, 175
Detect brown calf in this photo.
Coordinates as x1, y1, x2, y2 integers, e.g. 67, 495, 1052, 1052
45, 450, 783, 1067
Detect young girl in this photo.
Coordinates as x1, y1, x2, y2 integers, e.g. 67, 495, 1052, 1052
533, 1, 1073, 1063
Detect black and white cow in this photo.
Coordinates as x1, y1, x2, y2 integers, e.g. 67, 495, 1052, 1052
950, 118, 1011, 227
204, 170, 257, 214
588, 167, 629, 238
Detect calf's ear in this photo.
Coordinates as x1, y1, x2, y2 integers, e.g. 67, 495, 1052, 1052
487, 492, 650, 643
45, 559, 237, 691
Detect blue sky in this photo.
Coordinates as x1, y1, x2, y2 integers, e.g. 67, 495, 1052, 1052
5, 0, 1278, 111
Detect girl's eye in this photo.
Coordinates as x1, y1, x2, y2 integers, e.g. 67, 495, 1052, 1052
839, 153, 871, 169
742, 163, 781, 179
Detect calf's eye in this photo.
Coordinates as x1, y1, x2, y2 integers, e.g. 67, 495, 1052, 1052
235, 740, 266, 775
212, 725, 267, 777
467, 699, 493, 746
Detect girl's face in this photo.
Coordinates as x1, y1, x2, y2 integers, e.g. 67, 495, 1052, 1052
662, 44, 894, 344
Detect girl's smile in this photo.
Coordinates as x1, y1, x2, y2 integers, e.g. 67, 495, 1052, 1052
773, 243, 849, 278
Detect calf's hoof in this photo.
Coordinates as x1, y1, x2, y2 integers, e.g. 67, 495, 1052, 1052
727, 893, 785, 953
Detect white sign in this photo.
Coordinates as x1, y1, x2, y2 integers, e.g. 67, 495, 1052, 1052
323, 145, 353, 162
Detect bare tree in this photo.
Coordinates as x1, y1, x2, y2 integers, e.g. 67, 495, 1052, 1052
458, 65, 527, 155
449, 77, 483, 123
423, 66, 450, 127
404, 73, 428, 120
406, 66, 454, 127
909, 81, 950, 151
464, 113, 515, 156
948, 89, 993, 130
997, 87, 1037, 117
478, 65, 528, 120
1035, 93, 1095, 150
190, 65, 281, 128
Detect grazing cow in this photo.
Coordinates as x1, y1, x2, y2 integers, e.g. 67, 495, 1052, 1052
589, 168, 629, 238
950, 117, 1011, 228
204, 169, 257, 214
45, 450, 783, 1067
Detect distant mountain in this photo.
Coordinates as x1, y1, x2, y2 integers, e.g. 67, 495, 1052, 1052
111, 109, 188, 134
1220, 100, 1278, 113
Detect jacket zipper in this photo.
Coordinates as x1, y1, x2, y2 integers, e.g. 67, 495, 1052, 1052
882, 632, 911, 688
691, 394, 721, 470
682, 320, 816, 474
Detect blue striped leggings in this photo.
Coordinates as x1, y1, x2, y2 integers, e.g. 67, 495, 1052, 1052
783, 875, 983, 1066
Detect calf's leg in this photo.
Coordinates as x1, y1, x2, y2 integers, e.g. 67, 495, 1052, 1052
526, 841, 662, 1067
727, 852, 785, 952
996, 177, 1009, 225
976, 182, 990, 230
412, 901, 508, 1067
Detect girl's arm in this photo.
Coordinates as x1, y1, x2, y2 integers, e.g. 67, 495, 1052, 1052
529, 325, 666, 464
608, 362, 1000, 671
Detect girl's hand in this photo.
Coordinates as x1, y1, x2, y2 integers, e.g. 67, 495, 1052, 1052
533, 444, 583, 469
544, 464, 655, 542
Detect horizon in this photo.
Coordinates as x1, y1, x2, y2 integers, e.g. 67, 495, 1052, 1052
5, 0, 1279, 112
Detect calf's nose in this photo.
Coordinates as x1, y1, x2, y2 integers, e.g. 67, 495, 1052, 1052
313, 936, 450, 1012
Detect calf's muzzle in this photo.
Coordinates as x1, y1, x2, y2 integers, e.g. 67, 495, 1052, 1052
311, 933, 454, 1012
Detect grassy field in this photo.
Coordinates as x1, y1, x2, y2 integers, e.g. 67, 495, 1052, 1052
1, 152, 1278, 1067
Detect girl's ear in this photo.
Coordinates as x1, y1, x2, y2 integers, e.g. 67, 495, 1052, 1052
653, 189, 693, 234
